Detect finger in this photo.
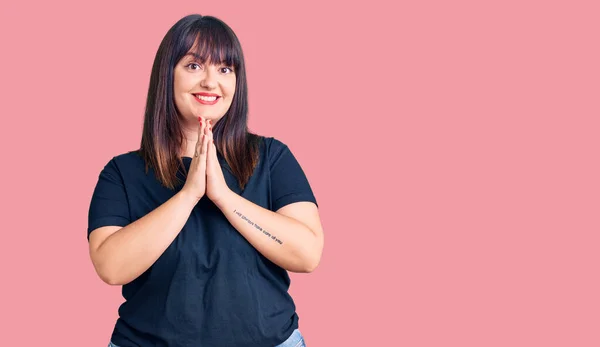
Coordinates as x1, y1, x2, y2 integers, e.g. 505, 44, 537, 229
195, 117, 207, 157
200, 123, 210, 156
207, 139, 214, 163
198, 116, 206, 140
196, 133, 208, 173
199, 130, 206, 156
211, 139, 218, 161
207, 120, 213, 141
205, 138, 212, 173
207, 125, 215, 160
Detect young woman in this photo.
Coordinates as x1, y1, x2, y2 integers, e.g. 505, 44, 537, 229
87, 14, 324, 347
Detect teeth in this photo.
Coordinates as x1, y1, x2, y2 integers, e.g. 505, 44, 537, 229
196, 95, 218, 101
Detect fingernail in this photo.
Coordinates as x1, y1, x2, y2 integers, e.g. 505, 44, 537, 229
198, 117, 202, 123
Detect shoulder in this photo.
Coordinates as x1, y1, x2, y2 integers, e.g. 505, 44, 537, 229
259, 136, 311, 175
98, 150, 142, 176
261, 136, 289, 155
250, 133, 288, 156
113, 149, 142, 163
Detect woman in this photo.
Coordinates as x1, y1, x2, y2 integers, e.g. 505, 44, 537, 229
87, 14, 324, 347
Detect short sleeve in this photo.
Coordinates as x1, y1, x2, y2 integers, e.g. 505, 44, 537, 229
87, 157, 131, 240
269, 140, 318, 212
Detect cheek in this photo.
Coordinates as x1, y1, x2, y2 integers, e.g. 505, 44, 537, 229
174, 71, 195, 92
225, 80, 236, 97
173, 81, 184, 97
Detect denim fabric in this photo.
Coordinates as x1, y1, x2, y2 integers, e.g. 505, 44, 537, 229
108, 328, 306, 347
275, 328, 306, 347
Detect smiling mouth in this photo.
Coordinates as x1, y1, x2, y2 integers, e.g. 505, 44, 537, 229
195, 95, 219, 101
193, 94, 221, 105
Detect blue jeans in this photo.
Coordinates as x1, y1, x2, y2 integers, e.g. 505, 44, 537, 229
108, 328, 306, 347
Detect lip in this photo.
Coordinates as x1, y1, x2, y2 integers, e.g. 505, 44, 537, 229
193, 93, 221, 105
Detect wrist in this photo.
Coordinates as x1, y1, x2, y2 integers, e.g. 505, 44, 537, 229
213, 189, 235, 210
178, 189, 200, 207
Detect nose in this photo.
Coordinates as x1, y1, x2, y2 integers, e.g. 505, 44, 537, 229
199, 66, 217, 89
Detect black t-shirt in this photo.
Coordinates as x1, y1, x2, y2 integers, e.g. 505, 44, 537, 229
87, 136, 318, 347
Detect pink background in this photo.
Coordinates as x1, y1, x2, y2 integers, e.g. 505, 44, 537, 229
1, 0, 599, 346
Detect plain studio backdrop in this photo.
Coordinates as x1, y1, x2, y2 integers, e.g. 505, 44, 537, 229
0, 0, 598, 346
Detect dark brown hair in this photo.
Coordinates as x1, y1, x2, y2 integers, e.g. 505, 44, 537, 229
138, 14, 260, 190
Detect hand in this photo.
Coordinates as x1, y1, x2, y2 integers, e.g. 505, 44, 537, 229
181, 117, 209, 203
205, 120, 232, 205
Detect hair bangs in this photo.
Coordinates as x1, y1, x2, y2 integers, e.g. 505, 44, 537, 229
185, 23, 241, 70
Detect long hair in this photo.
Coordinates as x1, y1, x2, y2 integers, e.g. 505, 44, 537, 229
138, 14, 260, 190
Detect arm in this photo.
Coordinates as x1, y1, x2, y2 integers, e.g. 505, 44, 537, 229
89, 190, 198, 285
213, 190, 324, 273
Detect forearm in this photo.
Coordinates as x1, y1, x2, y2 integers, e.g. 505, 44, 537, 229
96, 190, 198, 285
214, 190, 320, 273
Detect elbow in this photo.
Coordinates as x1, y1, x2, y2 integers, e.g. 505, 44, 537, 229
100, 274, 120, 286
92, 259, 126, 286
304, 232, 324, 273
101, 271, 131, 286
103, 272, 126, 286
300, 254, 321, 273
302, 263, 318, 273
96, 266, 123, 286
287, 254, 320, 273
282, 228, 324, 273
299, 233, 324, 273
99, 264, 134, 285
90, 247, 129, 286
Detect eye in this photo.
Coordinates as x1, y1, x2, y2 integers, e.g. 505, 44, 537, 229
221, 66, 234, 74
186, 62, 202, 70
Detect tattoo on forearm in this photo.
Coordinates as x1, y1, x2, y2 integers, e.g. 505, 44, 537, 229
233, 209, 283, 245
